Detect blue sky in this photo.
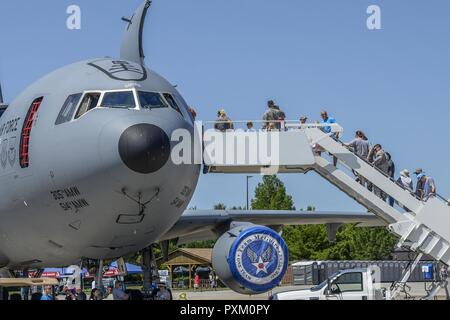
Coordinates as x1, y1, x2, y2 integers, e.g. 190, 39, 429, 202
1, 0, 449, 211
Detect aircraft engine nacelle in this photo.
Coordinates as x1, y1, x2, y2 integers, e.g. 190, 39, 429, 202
212, 224, 289, 295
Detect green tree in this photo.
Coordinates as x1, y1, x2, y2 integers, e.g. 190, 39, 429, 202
282, 225, 330, 261
251, 176, 295, 210
183, 241, 215, 249
283, 224, 396, 262
325, 225, 397, 260
214, 203, 226, 210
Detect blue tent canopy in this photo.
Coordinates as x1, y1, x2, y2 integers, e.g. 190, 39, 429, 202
110, 261, 143, 274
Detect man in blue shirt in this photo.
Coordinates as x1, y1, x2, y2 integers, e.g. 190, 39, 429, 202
112, 281, 129, 300
40, 286, 54, 301
320, 110, 339, 166
320, 110, 336, 135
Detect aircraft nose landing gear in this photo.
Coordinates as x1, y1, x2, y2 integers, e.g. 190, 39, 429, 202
142, 245, 160, 299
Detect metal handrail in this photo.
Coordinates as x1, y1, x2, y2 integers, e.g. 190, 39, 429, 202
333, 136, 448, 206
202, 120, 344, 134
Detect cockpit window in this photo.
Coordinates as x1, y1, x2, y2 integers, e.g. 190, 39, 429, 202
163, 93, 183, 115
75, 92, 101, 119
173, 93, 194, 123
138, 91, 168, 109
55, 93, 82, 125
101, 91, 136, 109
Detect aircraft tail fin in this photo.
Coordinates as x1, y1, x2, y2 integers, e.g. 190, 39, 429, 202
120, 0, 152, 66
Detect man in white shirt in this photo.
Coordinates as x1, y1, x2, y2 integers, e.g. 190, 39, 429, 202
299, 116, 308, 129
397, 169, 413, 193
104, 287, 114, 300
246, 122, 256, 132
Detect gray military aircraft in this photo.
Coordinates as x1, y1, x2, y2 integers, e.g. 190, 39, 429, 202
0, 1, 383, 294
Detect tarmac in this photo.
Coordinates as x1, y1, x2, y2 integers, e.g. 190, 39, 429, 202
173, 283, 448, 300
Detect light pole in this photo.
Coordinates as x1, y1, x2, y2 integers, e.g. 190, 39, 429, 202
246, 176, 253, 210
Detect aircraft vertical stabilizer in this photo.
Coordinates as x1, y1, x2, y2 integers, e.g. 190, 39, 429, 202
120, 0, 152, 66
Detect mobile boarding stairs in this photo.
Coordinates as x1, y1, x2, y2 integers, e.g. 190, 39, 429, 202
201, 121, 450, 299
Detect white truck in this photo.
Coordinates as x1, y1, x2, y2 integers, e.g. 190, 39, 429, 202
271, 267, 389, 300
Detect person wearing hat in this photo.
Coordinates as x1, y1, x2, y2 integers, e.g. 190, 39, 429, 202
371, 144, 389, 200
299, 116, 308, 129
397, 169, 413, 193
214, 110, 225, 131
395, 169, 414, 211
417, 173, 436, 201
155, 283, 172, 300
214, 109, 234, 132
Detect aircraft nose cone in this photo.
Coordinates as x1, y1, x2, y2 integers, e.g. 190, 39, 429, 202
118, 124, 171, 174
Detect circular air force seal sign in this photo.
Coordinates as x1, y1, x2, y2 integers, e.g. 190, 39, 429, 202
228, 227, 289, 292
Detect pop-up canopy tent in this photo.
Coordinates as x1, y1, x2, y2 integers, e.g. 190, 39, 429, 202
194, 266, 213, 280
104, 261, 143, 277
173, 266, 189, 276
